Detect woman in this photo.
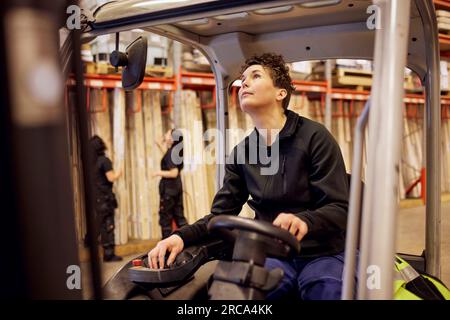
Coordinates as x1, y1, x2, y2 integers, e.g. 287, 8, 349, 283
148, 53, 350, 300
154, 129, 188, 239
89, 135, 123, 262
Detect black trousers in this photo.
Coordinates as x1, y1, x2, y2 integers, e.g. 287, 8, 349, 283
159, 190, 187, 239
96, 200, 116, 258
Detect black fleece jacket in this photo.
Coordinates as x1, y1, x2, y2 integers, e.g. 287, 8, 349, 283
174, 110, 349, 258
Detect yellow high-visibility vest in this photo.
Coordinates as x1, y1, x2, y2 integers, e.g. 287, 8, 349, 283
394, 255, 450, 300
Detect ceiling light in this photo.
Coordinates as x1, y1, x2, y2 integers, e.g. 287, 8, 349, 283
300, 0, 341, 8
254, 6, 293, 15
132, 0, 190, 8
177, 18, 209, 26
214, 12, 248, 21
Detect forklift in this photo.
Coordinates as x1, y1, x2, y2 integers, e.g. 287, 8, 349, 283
0, 0, 445, 300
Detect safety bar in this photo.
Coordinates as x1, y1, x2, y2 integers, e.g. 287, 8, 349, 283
415, 0, 442, 278
357, 0, 411, 299
342, 98, 371, 300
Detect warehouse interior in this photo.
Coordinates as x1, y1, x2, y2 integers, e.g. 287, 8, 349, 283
1, 0, 449, 301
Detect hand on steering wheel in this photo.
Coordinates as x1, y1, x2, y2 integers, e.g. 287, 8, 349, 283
273, 213, 308, 241
207, 215, 301, 258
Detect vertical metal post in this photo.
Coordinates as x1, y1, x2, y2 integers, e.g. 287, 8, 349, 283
214, 74, 229, 190
342, 99, 371, 300
415, 0, 441, 278
325, 60, 332, 131
172, 41, 182, 128
357, 0, 411, 299
72, 29, 103, 299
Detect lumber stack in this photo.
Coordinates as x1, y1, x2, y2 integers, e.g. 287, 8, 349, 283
143, 91, 165, 239
87, 89, 164, 242
89, 89, 113, 155
287, 94, 434, 199
333, 68, 372, 88
326, 100, 351, 171
289, 94, 353, 173
178, 90, 211, 223
290, 93, 355, 167
123, 90, 165, 241
401, 107, 424, 198
129, 91, 156, 240
288, 92, 312, 120
437, 10, 450, 35
71, 86, 450, 245
112, 88, 128, 244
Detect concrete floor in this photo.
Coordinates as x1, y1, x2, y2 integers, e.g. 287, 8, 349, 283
81, 253, 140, 299
396, 201, 450, 286
84, 201, 449, 299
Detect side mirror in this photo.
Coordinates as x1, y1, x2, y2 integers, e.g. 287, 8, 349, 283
110, 36, 147, 90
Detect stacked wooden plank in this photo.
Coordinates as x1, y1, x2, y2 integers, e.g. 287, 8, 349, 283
89, 89, 113, 154
87, 89, 164, 242
125, 103, 137, 239
73, 86, 450, 246
112, 88, 128, 244
292, 94, 354, 177
121, 90, 165, 241
194, 92, 256, 219
128, 91, 153, 240
288, 94, 433, 200
178, 90, 211, 223
437, 10, 450, 35
143, 91, 165, 239
401, 106, 424, 198
86, 88, 230, 241
329, 100, 353, 171
289, 92, 312, 123
290, 94, 352, 173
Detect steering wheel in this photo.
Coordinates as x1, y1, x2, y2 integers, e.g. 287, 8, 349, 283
207, 215, 300, 259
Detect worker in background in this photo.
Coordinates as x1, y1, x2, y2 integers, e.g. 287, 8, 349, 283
148, 53, 350, 300
154, 129, 188, 239
89, 135, 123, 262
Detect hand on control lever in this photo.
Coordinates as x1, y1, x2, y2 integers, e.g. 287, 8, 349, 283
148, 234, 184, 269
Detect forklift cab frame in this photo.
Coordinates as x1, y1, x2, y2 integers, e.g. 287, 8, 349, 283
1, 0, 440, 299
83, 0, 441, 300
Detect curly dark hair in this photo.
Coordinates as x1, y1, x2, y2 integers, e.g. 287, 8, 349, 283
240, 53, 296, 110
89, 135, 106, 156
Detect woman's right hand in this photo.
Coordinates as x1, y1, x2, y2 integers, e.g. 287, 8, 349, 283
148, 234, 184, 269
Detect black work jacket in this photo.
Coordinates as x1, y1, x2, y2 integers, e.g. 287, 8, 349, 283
175, 110, 349, 257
